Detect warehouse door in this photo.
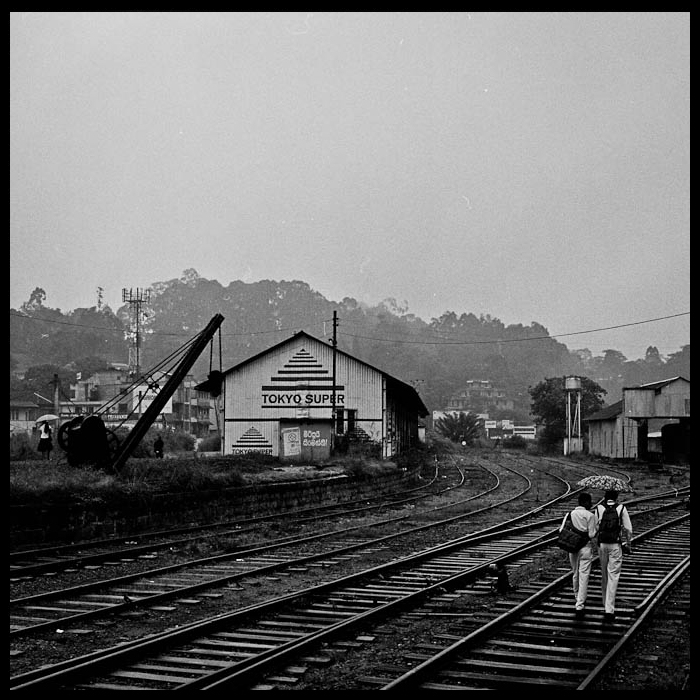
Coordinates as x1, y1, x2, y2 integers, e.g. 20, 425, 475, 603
279, 420, 332, 462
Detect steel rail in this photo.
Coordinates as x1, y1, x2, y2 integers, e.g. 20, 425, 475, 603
9, 460, 449, 577
10, 500, 688, 690
10, 473, 685, 640
8, 458, 525, 638
576, 556, 690, 690
380, 514, 690, 690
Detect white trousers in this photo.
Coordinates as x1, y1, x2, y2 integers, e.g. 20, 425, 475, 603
568, 543, 594, 610
598, 542, 624, 614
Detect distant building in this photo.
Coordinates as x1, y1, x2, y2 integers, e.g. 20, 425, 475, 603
484, 419, 537, 441
219, 331, 428, 461
61, 367, 215, 437
432, 410, 536, 441
585, 377, 690, 462
445, 380, 514, 414
10, 399, 46, 435
584, 400, 638, 459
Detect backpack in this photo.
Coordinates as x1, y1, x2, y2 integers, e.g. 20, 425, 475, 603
557, 512, 589, 553
597, 503, 624, 544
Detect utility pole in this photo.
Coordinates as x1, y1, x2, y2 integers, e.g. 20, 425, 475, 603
122, 288, 151, 379
331, 310, 338, 449
51, 373, 60, 418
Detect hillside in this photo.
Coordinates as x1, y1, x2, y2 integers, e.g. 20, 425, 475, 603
10, 270, 690, 415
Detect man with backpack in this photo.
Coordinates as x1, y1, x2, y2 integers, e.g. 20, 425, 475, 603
595, 489, 633, 623
560, 492, 598, 619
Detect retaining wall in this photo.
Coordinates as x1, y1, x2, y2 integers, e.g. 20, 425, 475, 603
10, 465, 419, 548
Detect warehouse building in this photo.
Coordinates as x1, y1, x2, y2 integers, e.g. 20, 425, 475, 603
218, 331, 428, 461
585, 376, 690, 463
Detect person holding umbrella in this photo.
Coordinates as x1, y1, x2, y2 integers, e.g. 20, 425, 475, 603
37, 421, 53, 460
595, 489, 633, 623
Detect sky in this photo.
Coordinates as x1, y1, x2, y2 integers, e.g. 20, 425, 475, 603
10, 12, 690, 360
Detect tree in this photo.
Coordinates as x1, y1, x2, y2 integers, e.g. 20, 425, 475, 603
529, 376, 606, 447
20, 287, 47, 313
434, 412, 484, 445
665, 345, 690, 380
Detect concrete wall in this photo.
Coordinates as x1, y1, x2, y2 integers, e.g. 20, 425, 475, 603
10, 465, 419, 548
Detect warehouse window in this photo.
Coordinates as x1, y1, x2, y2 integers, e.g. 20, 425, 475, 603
335, 409, 345, 435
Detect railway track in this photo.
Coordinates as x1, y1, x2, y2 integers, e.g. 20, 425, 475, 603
10, 454, 684, 643
8, 449, 625, 581
378, 516, 690, 690
9, 457, 533, 638
9, 461, 452, 579
10, 494, 688, 690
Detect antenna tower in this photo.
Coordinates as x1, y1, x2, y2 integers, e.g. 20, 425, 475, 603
122, 287, 151, 378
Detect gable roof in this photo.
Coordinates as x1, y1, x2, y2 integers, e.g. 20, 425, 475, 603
622, 376, 689, 391
221, 330, 428, 416
583, 399, 624, 422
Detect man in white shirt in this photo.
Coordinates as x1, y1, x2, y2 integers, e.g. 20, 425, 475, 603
595, 489, 633, 623
560, 491, 598, 619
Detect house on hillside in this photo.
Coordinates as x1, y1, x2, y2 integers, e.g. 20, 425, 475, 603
215, 331, 428, 461
585, 377, 690, 463
445, 380, 514, 414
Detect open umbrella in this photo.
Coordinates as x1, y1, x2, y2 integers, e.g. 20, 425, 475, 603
35, 414, 59, 424
576, 475, 632, 492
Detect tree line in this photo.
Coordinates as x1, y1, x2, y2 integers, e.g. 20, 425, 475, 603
11, 270, 690, 420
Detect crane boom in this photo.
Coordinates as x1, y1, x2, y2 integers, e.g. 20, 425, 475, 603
108, 313, 225, 473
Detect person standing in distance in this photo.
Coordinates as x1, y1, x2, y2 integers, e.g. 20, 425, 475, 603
37, 421, 53, 460
153, 434, 164, 459
595, 489, 633, 623
560, 491, 597, 619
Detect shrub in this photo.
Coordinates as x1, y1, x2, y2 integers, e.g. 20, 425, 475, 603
111, 428, 197, 458
10, 433, 41, 461
346, 440, 381, 459
198, 433, 222, 452
502, 434, 528, 450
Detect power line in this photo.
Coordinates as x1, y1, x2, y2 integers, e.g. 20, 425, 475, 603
339, 312, 690, 346
9, 309, 689, 346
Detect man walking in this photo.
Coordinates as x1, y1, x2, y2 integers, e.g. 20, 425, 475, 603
595, 489, 633, 623
560, 491, 598, 619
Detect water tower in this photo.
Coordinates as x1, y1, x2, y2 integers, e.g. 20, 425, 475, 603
564, 376, 583, 455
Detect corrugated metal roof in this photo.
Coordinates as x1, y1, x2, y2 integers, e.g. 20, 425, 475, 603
622, 376, 689, 391
584, 399, 624, 422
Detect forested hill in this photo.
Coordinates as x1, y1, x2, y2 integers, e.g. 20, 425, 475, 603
10, 270, 690, 416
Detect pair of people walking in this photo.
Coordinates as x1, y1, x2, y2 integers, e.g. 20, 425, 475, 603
559, 489, 633, 622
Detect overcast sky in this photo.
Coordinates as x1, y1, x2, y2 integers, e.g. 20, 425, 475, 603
10, 12, 689, 360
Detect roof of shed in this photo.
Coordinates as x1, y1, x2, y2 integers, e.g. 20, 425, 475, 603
623, 376, 689, 391
583, 399, 624, 422
217, 330, 429, 416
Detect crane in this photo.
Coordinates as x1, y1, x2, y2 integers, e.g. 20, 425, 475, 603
57, 314, 225, 473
